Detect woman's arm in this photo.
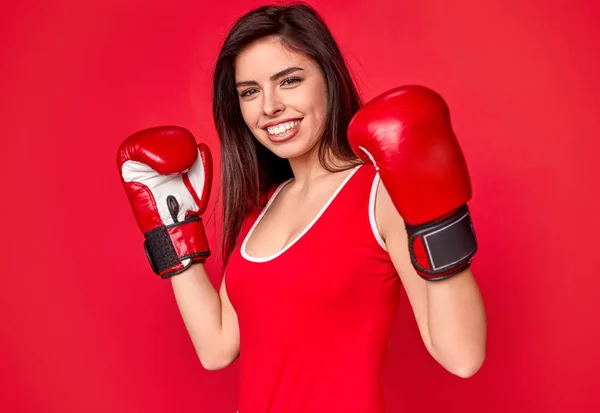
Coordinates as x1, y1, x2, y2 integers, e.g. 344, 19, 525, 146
376, 181, 487, 378
171, 264, 240, 370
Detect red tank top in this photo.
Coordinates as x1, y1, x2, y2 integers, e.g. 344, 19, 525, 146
225, 164, 401, 413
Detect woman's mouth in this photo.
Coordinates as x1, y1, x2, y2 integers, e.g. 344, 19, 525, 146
265, 119, 302, 143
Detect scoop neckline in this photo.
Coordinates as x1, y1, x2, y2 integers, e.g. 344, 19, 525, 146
240, 165, 363, 263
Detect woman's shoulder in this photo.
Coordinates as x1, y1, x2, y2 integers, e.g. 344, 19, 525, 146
355, 162, 378, 178
344, 162, 379, 192
257, 180, 289, 208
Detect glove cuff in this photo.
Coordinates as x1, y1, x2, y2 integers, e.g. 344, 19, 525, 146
143, 215, 210, 279
406, 205, 477, 281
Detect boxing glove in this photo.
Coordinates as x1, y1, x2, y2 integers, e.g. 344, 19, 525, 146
348, 85, 477, 280
117, 126, 212, 278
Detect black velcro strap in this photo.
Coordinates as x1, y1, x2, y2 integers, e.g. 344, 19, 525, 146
144, 225, 180, 276
407, 204, 477, 280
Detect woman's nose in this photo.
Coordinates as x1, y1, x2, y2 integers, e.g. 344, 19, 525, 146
262, 90, 285, 116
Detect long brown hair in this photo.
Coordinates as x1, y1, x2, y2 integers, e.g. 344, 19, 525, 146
213, 3, 363, 264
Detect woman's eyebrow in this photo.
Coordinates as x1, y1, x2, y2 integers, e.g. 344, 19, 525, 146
235, 67, 304, 88
270, 66, 304, 81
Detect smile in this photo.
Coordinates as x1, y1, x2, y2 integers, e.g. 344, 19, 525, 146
265, 119, 302, 143
266, 120, 301, 136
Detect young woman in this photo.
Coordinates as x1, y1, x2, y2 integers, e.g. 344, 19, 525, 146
117, 3, 486, 412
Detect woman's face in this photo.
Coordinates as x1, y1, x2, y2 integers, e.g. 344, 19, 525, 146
234, 37, 328, 160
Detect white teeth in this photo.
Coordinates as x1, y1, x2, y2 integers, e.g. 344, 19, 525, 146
267, 120, 300, 135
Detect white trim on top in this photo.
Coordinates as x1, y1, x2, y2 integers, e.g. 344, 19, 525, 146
241, 165, 363, 263
369, 173, 388, 252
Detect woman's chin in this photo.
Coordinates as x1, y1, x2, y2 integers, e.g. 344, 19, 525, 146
271, 143, 317, 161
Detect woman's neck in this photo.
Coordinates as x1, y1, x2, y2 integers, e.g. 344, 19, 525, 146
287, 147, 354, 189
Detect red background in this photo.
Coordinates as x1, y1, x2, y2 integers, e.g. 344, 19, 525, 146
1, 0, 599, 412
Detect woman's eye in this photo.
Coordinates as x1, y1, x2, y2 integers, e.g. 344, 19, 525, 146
240, 89, 258, 98
281, 77, 302, 87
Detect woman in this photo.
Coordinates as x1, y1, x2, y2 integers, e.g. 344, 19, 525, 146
117, 3, 486, 412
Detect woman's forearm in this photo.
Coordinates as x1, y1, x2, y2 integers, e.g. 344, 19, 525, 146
170, 264, 235, 370
426, 269, 487, 378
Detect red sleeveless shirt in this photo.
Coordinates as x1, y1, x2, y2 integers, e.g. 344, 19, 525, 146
225, 164, 401, 413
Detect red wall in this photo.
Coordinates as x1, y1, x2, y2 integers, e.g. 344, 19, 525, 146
1, 0, 598, 412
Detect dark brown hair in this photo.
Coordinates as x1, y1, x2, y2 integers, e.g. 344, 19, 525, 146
213, 3, 362, 264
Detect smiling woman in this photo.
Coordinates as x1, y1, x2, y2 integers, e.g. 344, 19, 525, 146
117, 3, 486, 413
212, 6, 363, 263
190, 3, 485, 412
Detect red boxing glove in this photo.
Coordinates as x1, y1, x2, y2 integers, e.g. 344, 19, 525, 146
348, 85, 477, 280
117, 126, 212, 278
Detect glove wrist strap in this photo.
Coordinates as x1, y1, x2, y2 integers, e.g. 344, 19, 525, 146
143, 215, 210, 278
406, 204, 477, 281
